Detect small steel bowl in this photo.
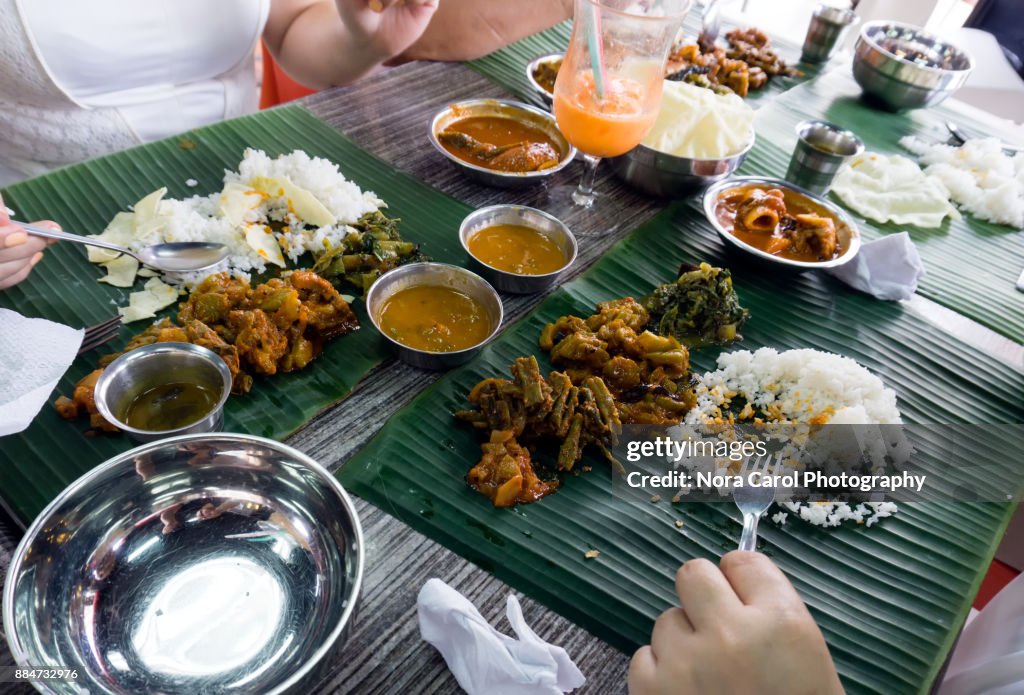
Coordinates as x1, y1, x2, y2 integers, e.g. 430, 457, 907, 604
853, 21, 973, 110
524, 53, 563, 105
94, 342, 233, 443
702, 176, 862, 270
365, 262, 503, 370
459, 205, 577, 295
4, 433, 364, 695
428, 99, 576, 188
610, 135, 755, 198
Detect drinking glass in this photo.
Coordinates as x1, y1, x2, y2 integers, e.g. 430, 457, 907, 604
553, 0, 691, 208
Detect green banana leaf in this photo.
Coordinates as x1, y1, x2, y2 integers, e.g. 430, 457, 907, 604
0, 105, 472, 524
340, 198, 1024, 694
746, 69, 1024, 343
467, 18, 821, 109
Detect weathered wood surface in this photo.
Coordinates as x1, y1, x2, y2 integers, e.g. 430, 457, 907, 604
1, 60, 1020, 695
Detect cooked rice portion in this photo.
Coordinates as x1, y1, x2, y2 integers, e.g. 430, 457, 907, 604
91, 148, 384, 289
684, 348, 904, 528
900, 135, 1024, 229
686, 347, 902, 426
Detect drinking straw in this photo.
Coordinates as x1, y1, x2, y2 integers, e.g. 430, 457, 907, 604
586, 1, 608, 100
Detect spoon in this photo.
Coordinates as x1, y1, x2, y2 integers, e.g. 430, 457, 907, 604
19, 222, 230, 273
946, 121, 1023, 155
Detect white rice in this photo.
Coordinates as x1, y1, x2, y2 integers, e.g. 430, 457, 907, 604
113, 148, 383, 288
678, 348, 905, 528
900, 135, 1024, 229
685, 347, 902, 426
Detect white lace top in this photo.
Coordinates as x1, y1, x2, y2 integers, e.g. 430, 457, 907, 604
0, 0, 270, 186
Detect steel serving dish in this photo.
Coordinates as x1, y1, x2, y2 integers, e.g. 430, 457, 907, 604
428, 99, 576, 187
459, 205, 577, 294
610, 135, 755, 197
524, 53, 563, 104
702, 176, 862, 270
3, 433, 364, 695
852, 21, 973, 110
365, 262, 504, 369
94, 342, 233, 443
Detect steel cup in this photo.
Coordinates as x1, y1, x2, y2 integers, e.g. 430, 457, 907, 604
785, 120, 865, 195
94, 342, 233, 443
801, 4, 859, 64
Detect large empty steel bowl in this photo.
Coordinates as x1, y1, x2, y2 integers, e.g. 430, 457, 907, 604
4, 433, 363, 695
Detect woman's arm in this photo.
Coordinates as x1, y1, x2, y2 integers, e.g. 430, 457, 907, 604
394, 0, 574, 63
264, 0, 438, 89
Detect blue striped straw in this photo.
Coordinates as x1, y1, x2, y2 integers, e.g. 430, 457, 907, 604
586, 1, 607, 100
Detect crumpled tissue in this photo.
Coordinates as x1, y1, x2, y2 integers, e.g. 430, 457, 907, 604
418, 578, 586, 695
0, 309, 83, 436
826, 232, 925, 301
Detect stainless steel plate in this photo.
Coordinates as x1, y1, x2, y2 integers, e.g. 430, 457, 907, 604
4, 434, 363, 695
702, 176, 862, 270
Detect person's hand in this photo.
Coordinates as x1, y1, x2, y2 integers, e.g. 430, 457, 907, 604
628, 551, 844, 695
334, 0, 440, 64
0, 196, 58, 290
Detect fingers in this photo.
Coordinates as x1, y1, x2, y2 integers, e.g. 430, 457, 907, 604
0, 253, 41, 290
650, 606, 692, 660
720, 550, 803, 607
367, 0, 434, 12
674, 558, 743, 629
32, 220, 62, 244
0, 193, 8, 226
627, 645, 658, 694
0, 230, 47, 259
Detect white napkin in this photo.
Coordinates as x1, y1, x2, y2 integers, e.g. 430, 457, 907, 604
0, 309, 83, 436
825, 233, 925, 301
417, 578, 586, 695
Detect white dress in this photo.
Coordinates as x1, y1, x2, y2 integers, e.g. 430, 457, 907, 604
0, 0, 270, 185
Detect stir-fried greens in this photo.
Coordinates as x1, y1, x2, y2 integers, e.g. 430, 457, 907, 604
312, 211, 428, 295
642, 262, 749, 348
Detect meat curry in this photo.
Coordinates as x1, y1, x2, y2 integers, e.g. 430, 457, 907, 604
714, 184, 851, 262
438, 116, 562, 173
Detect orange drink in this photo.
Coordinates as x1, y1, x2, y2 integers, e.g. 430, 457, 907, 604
554, 0, 690, 208
553, 72, 660, 158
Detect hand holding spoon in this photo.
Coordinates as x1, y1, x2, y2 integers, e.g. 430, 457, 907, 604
19, 222, 229, 273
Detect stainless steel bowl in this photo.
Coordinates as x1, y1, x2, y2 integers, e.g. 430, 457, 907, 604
428, 99, 576, 188
524, 53, 563, 105
853, 21, 973, 110
94, 342, 233, 443
365, 262, 503, 370
4, 433, 364, 695
702, 176, 862, 270
610, 135, 755, 198
459, 205, 577, 294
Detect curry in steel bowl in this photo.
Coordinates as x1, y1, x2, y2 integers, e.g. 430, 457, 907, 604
707, 179, 860, 266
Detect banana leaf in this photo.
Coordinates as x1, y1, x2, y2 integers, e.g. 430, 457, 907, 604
746, 69, 1024, 343
467, 18, 821, 109
340, 198, 1024, 694
0, 105, 472, 524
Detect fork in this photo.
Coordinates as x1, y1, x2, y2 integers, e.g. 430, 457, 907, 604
78, 316, 122, 355
733, 455, 777, 552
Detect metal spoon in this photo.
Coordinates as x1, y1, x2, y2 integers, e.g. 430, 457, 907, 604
20, 222, 229, 273
946, 121, 1023, 155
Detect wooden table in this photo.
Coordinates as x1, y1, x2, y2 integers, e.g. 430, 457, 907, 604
1, 60, 1020, 694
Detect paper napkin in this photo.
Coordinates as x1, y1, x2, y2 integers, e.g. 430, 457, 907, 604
418, 578, 586, 695
826, 232, 925, 301
0, 309, 83, 436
